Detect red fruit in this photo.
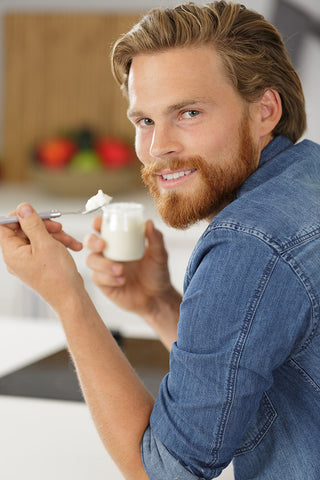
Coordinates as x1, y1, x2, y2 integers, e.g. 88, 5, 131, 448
95, 137, 134, 169
36, 138, 77, 169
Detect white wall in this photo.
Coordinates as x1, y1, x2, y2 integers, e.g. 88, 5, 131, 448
298, 30, 320, 144
0, 0, 319, 146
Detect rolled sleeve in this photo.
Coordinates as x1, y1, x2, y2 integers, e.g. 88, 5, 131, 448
141, 425, 206, 480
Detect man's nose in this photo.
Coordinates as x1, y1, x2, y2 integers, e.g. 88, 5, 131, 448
149, 124, 182, 159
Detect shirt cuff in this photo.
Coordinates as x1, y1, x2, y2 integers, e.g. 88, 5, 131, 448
141, 425, 206, 480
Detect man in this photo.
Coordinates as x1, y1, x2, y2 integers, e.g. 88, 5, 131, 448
0, 2, 319, 479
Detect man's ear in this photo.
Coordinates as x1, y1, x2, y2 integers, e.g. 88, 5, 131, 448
258, 88, 282, 137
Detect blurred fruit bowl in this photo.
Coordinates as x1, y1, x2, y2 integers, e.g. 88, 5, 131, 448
31, 128, 143, 196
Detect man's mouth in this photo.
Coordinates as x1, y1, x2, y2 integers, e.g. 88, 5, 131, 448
161, 169, 194, 181
160, 169, 196, 181
141, 160, 200, 192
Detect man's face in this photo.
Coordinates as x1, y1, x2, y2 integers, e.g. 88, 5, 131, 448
127, 46, 261, 228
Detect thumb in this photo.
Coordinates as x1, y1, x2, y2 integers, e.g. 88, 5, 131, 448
17, 203, 48, 244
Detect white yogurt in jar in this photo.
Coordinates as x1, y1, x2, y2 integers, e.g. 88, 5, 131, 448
101, 203, 145, 261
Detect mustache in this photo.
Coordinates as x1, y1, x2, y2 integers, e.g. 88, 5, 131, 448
141, 156, 203, 177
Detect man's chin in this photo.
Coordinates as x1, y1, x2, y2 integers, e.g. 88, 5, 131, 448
152, 190, 211, 229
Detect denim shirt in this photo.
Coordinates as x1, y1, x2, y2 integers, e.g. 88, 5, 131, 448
141, 136, 320, 480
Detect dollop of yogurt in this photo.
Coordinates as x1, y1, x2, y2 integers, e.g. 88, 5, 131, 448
85, 189, 112, 212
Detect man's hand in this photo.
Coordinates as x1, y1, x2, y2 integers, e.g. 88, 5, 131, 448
86, 217, 172, 313
86, 217, 182, 349
0, 203, 84, 312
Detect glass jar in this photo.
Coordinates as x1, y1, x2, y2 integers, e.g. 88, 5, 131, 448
101, 203, 145, 261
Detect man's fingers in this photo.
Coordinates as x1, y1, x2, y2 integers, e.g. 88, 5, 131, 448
44, 220, 63, 234
1, 205, 83, 253
16, 203, 49, 246
52, 231, 83, 251
91, 268, 126, 287
87, 253, 125, 285
0, 223, 27, 253
86, 252, 112, 272
84, 233, 106, 253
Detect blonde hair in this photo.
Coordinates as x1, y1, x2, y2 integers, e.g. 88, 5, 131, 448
111, 1, 306, 143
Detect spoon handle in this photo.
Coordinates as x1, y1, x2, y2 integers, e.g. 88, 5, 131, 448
0, 210, 62, 225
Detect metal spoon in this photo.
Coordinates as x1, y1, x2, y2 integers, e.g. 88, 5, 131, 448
0, 203, 108, 225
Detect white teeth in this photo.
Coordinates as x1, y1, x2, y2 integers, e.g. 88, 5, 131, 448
162, 170, 192, 181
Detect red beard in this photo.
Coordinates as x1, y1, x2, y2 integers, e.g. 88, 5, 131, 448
141, 117, 259, 229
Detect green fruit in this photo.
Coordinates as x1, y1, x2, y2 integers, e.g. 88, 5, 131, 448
69, 150, 101, 172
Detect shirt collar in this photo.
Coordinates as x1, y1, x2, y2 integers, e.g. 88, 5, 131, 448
259, 135, 292, 167
237, 135, 293, 198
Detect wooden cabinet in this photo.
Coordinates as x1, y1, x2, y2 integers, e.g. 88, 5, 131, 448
3, 12, 140, 180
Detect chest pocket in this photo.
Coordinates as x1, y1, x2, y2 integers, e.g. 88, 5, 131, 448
234, 392, 277, 456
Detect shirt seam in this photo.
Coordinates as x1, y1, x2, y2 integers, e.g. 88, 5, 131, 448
279, 250, 320, 355
208, 252, 280, 466
287, 358, 320, 393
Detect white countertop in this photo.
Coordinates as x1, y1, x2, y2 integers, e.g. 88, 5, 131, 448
0, 315, 66, 377
0, 395, 125, 480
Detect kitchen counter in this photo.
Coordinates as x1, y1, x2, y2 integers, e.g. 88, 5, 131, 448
0, 395, 125, 480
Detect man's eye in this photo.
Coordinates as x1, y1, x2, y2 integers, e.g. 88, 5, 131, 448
138, 118, 154, 126
182, 110, 200, 119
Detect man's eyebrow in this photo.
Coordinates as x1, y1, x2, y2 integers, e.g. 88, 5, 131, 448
127, 98, 211, 119
127, 108, 144, 119
166, 98, 210, 113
